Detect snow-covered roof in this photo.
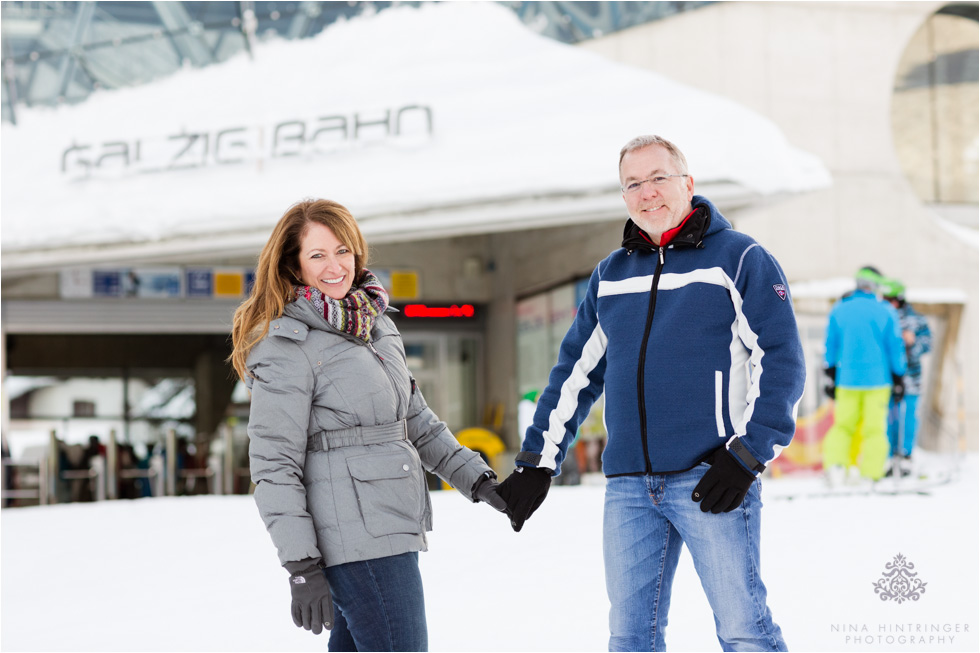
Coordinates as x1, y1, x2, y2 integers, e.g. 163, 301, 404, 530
1, 2, 830, 274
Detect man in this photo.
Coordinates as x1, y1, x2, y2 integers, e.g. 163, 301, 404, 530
822, 267, 907, 485
498, 135, 805, 652
881, 277, 931, 476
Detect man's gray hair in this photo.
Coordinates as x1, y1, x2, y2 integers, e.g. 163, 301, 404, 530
618, 135, 689, 177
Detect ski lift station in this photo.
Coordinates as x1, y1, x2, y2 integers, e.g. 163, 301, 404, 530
1, 1, 976, 503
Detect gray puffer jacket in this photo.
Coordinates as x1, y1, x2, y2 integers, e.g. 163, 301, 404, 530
245, 298, 493, 568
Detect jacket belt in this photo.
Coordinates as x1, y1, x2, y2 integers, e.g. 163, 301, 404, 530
307, 420, 408, 452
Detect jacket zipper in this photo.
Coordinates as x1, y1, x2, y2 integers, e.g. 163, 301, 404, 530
365, 341, 402, 402
367, 341, 384, 361
327, 325, 426, 531
366, 340, 426, 529
636, 247, 665, 476
323, 323, 402, 405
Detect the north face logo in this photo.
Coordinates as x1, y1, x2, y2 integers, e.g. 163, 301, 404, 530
772, 284, 787, 300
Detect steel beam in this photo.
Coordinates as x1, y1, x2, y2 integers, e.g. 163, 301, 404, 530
152, 1, 213, 67
56, 1, 95, 97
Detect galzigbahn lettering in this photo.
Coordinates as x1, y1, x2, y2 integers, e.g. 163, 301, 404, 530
60, 104, 433, 178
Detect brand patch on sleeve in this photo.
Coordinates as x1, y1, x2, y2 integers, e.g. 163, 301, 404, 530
772, 284, 787, 300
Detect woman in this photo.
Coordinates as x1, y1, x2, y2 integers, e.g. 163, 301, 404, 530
230, 199, 507, 651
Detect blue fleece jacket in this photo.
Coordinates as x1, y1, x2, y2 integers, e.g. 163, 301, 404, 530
517, 196, 806, 477
824, 290, 907, 388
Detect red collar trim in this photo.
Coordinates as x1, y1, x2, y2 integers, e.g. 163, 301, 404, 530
641, 209, 698, 247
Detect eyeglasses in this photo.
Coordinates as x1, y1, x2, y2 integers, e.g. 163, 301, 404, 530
621, 174, 689, 194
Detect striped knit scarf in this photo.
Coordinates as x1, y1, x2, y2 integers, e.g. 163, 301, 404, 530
295, 270, 389, 342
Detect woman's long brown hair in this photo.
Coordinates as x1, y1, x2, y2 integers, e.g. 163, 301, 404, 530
229, 199, 368, 382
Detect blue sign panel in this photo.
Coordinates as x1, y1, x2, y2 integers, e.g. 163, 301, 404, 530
135, 269, 182, 298
93, 270, 123, 297
186, 268, 214, 298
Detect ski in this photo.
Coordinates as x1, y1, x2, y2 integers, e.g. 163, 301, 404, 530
772, 487, 880, 500
770, 470, 955, 500
872, 470, 956, 495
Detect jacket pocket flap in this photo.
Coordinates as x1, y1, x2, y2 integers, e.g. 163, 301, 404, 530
347, 452, 413, 481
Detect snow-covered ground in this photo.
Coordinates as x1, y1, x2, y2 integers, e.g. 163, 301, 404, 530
2, 452, 977, 652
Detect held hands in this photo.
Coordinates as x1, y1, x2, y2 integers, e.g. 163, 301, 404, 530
472, 472, 508, 513
497, 466, 552, 532
691, 448, 756, 514
285, 558, 334, 634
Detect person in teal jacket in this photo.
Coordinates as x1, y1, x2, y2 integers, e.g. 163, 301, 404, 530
823, 267, 907, 483
882, 277, 932, 476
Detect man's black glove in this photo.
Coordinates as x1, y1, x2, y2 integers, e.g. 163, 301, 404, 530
285, 558, 333, 634
472, 471, 508, 513
497, 466, 552, 532
691, 448, 756, 514
891, 373, 906, 402
823, 366, 837, 400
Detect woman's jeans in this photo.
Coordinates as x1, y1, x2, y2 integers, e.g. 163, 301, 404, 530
324, 551, 427, 652
603, 466, 786, 652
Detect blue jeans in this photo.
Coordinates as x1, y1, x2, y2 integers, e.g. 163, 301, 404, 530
887, 395, 920, 457
323, 551, 427, 652
603, 466, 786, 652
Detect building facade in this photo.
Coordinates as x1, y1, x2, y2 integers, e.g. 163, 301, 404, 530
2, 2, 975, 478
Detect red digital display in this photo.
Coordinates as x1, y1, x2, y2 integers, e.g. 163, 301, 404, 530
403, 304, 476, 318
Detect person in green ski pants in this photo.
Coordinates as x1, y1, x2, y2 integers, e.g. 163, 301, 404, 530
823, 267, 907, 484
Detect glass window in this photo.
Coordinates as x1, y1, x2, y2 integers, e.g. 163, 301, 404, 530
891, 8, 979, 206
403, 335, 480, 433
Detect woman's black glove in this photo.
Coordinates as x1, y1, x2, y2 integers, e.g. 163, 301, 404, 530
284, 558, 333, 634
691, 448, 756, 514
472, 471, 508, 512
497, 466, 552, 532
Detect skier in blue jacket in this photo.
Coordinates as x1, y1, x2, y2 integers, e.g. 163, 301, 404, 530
823, 268, 907, 483
498, 135, 805, 651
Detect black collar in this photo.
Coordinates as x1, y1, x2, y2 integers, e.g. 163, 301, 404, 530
621, 205, 711, 253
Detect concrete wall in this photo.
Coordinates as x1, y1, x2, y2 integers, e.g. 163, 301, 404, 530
578, 1, 979, 449
370, 235, 494, 302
